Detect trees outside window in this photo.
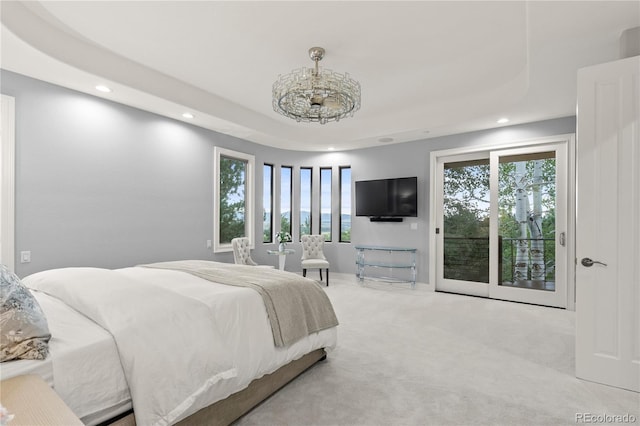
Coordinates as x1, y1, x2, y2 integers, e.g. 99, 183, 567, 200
300, 167, 312, 238
214, 147, 254, 252
263, 164, 273, 243
498, 153, 556, 286
280, 166, 292, 237
443, 154, 556, 286
339, 167, 351, 242
443, 160, 490, 283
320, 167, 332, 241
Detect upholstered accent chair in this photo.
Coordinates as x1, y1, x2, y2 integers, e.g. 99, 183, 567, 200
300, 234, 330, 286
231, 237, 273, 268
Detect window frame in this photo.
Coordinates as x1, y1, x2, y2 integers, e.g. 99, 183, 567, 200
263, 163, 274, 243
213, 147, 255, 253
339, 166, 351, 243
299, 166, 313, 240
320, 166, 332, 242
280, 165, 293, 237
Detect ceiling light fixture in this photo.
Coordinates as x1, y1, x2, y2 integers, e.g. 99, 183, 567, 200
272, 47, 361, 125
497, 117, 509, 124
95, 85, 112, 93
182, 112, 194, 119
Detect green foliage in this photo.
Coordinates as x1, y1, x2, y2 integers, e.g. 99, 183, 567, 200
299, 215, 311, 237
219, 157, 246, 244
443, 158, 557, 284
498, 160, 556, 227
280, 214, 291, 236
263, 210, 272, 243
443, 163, 490, 237
498, 159, 556, 282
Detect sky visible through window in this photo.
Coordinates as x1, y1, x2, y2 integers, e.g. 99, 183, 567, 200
261, 166, 352, 240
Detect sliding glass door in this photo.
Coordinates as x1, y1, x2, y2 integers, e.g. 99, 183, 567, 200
435, 142, 568, 308
438, 154, 491, 297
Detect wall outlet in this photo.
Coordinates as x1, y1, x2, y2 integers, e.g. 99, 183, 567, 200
206, 240, 212, 249
410, 223, 418, 230
20, 251, 31, 263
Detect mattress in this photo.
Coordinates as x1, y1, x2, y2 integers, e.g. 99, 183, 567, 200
7, 265, 337, 424
115, 266, 337, 417
1, 290, 131, 425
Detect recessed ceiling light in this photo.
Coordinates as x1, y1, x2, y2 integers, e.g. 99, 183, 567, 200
95, 85, 112, 93
182, 112, 195, 119
378, 137, 394, 143
328, 147, 335, 151
497, 117, 509, 124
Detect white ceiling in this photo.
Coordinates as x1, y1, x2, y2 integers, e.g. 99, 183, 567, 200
1, 1, 638, 151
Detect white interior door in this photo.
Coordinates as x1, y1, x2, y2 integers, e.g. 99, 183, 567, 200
575, 55, 640, 392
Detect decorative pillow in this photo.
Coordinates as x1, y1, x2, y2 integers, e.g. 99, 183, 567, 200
0, 265, 51, 362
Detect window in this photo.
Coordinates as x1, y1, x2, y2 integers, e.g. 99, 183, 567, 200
213, 147, 254, 252
320, 167, 332, 241
339, 166, 351, 242
263, 164, 273, 243
299, 167, 312, 238
280, 166, 292, 237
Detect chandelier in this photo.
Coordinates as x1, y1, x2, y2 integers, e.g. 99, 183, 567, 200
272, 47, 361, 124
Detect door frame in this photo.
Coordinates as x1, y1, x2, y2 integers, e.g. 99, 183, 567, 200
1, 94, 16, 272
428, 133, 576, 310
434, 151, 492, 298
488, 143, 568, 308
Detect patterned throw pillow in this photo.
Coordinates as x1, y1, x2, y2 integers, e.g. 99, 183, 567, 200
0, 265, 51, 362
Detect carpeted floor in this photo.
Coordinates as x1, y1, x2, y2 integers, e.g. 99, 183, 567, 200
236, 273, 639, 426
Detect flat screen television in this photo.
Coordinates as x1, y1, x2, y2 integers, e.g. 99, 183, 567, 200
355, 176, 418, 219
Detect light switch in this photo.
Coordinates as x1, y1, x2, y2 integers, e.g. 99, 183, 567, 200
206, 240, 212, 249
20, 251, 31, 263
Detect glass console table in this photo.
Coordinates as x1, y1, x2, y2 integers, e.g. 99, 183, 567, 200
355, 245, 417, 288
267, 248, 295, 270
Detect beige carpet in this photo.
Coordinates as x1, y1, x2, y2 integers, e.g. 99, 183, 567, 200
236, 274, 639, 426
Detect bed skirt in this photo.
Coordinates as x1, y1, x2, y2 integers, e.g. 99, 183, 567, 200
107, 348, 327, 426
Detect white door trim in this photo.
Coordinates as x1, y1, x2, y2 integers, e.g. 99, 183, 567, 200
1, 95, 16, 272
429, 133, 576, 310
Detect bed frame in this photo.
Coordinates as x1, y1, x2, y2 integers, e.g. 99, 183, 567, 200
109, 348, 327, 426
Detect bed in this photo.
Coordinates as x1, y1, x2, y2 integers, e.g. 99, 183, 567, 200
1, 260, 339, 425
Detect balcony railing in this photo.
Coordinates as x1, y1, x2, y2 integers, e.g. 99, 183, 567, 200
444, 237, 555, 290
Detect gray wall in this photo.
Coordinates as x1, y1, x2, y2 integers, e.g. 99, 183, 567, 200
2, 70, 576, 281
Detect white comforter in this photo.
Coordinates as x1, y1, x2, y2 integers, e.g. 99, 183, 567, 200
24, 267, 238, 426
22, 265, 338, 426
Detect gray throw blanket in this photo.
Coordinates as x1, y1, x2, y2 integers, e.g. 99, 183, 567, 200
142, 260, 339, 347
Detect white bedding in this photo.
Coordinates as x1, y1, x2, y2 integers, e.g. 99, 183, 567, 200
118, 267, 338, 401
12, 265, 337, 425
1, 291, 131, 425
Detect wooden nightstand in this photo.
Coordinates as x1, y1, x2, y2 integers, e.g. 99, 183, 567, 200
1, 374, 83, 426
